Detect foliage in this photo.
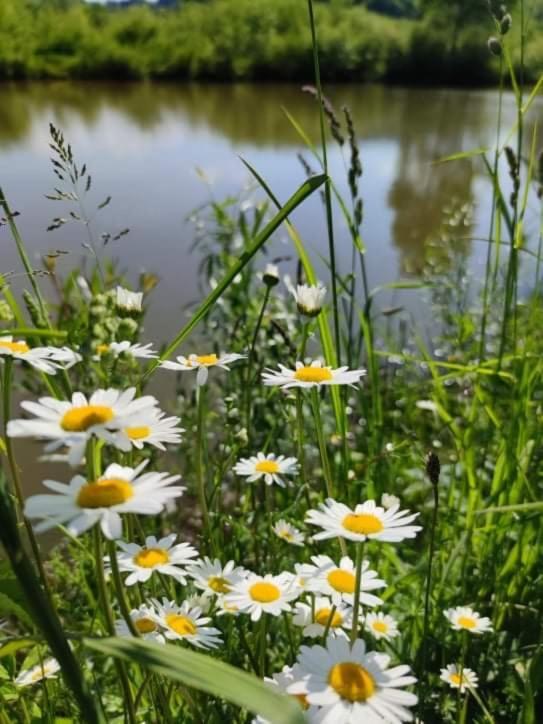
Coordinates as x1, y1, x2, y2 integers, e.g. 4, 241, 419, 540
0, 0, 540, 83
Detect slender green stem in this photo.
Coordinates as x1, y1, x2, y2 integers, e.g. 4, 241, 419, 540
259, 615, 268, 677
322, 604, 337, 644
245, 284, 271, 426
196, 385, 214, 553
295, 391, 310, 509
283, 612, 296, 662
1, 360, 53, 600
468, 686, 496, 724
107, 540, 138, 637
307, 0, 341, 364
456, 632, 468, 724
418, 479, 439, 711
310, 388, 334, 498
350, 543, 364, 645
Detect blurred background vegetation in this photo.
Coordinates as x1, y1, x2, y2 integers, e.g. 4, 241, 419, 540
0, 0, 541, 85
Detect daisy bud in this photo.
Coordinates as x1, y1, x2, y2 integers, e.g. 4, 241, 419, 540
262, 264, 280, 287
115, 286, 143, 314
292, 282, 326, 318
487, 36, 502, 57
499, 13, 512, 35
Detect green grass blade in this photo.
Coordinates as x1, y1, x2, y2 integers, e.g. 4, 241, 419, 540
84, 637, 305, 724
476, 502, 543, 515
141, 173, 326, 381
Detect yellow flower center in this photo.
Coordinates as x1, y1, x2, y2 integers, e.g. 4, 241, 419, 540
327, 569, 355, 594
208, 576, 231, 594
457, 616, 476, 629
450, 673, 462, 685
293, 365, 333, 383
135, 617, 158, 634
134, 548, 169, 568
249, 582, 281, 603
293, 694, 310, 710
125, 426, 151, 440
76, 478, 134, 508
255, 460, 280, 474
165, 613, 197, 636
0, 340, 30, 354
191, 354, 218, 366
61, 404, 114, 432
342, 513, 384, 535
328, 662, 376, 702
315, 607, 343, 627
96, 344, 110, 355
372, 621, 388, 633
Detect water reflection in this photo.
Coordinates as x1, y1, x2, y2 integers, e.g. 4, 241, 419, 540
0, 81, 537, 295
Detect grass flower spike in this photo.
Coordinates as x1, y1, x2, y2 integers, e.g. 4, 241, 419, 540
108, 534, 198, 585
234, 452, 299, 487
444, 606, 493, 634
225, 572, 300, 621
0, 336, 81, 374
365, 612, 399, 641
292, 282, 326, 317
161, 351, 245, 385
188, 558, 247, 597
15, 658, 61, 687
24, 460, 185, 539
293, 596, 354, 638
305, 555, 385, 607
7, 387, 160, 465
115, 604, 166, 643
273, 519, 304, 546
287, 637, 417, 723
306, 498, 422, 542
440, 664, 479, 692
262, 359, 365, 389
152, 599, 223, 649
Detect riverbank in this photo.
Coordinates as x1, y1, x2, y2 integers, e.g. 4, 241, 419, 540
1, 0, 541, 85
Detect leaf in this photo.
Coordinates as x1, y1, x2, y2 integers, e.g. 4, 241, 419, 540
0, 592, 33, 628
0, 639, 34, 658
84, 637, 305, 724
142, 173, 326, 381
433, 148, 488, 164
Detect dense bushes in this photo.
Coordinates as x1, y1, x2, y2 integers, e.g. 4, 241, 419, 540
0, 0, 540, 84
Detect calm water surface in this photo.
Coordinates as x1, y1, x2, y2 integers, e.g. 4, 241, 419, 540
1, 82, 541, 496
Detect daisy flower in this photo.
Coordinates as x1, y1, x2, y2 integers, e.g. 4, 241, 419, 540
381, 493, 400, 510
15, 658, 60, 687
291, 282, 326, 317
115, 604, 165, 643
94, 341, 158, 360
365, 612, 399, 641
152, 598, 222, 649
24, 460, 184, 540
233, 452, 299, 488
123, 410, 184, 451
254, 666, 317, 723
306, 498, 422, 543
7, 387, 159, 466
288, 637, 417, 723
0, 336, 81, 375
440, 664, 479, 693
262, 264, 280, 287
304, 554, 385, 607
225, 572, 300, 622
107, 534, 198, 586
273, 519, 304, 546
187, 558, 246, 597
115, 286, 143, 313
293, 596, 354, 638
262, 360, 365, 390
444, 606, 493, 635
160, 351, 245, 386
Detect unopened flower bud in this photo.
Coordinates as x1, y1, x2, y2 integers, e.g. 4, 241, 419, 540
499, 13, 512, 35
488, 36, 502, 57
262, 264, 280, 287
292, 282, 326, 318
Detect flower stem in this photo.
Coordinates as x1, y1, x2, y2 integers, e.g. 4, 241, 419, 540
350, 542, 364, 645
259, 615, 268, 677
322, 604, 337, 643
107, 540, 138, 637
196, 385, 214, 553
245, 284, 271, 426
310, 388, 334, 498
